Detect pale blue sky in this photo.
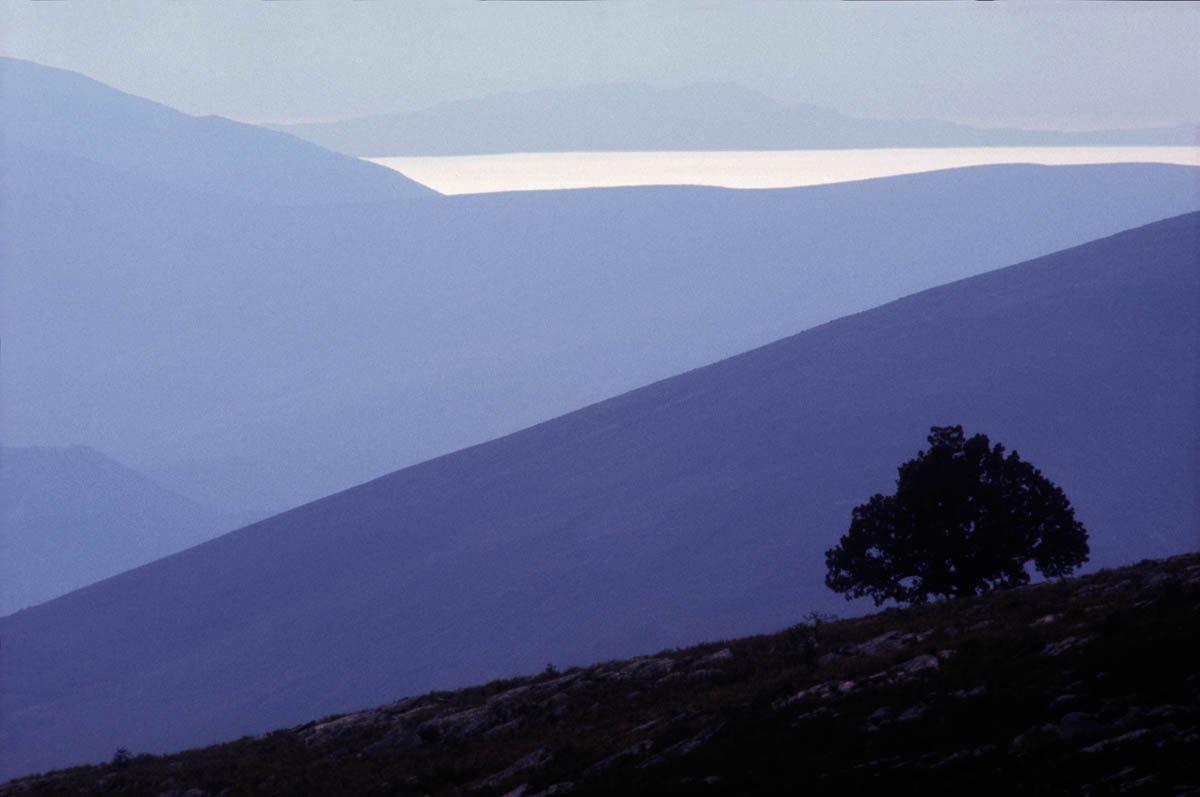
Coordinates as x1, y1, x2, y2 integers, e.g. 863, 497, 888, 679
2, 2, 1197, 131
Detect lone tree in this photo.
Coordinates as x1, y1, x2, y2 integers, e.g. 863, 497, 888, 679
825, 425, 1088, 605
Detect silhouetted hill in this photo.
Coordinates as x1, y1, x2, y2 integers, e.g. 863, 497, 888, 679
1, 212, 1195, 780
5, 148, 1198, 514
0, 447, 263, 614
4, 554, 1196, 795
268, 82, 1200, 156
0, 58, 437, 204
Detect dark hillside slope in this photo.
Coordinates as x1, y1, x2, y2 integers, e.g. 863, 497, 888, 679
7, 554, 1196, 795
0, 57, 436, 205
1, 213, 1196, 779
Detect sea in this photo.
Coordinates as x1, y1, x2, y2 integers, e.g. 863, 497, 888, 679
366, 146, 1200, 195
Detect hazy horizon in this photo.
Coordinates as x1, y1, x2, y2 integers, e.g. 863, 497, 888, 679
2, 4, 1197, 131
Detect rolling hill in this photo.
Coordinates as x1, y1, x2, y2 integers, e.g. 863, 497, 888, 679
0, 57, 437, 205
2, 212, 1195, 780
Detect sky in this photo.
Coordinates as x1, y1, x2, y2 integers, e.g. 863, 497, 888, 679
2, 2, 1197, 132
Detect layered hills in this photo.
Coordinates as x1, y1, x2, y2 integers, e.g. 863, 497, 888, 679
268, 82, 1200, 156
10, 61, 1200, 615
6, 66, 1199, 517
2, 212, 1196, 780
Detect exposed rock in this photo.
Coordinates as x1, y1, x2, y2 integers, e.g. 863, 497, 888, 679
582, 740, 654, 777
790, 706, 832, 726
472, 747, 553, 791
1041, 635, 1094, 657
817, 629, 922, 664
855, 630, 916, 657
484, 718, 524, 738
868, 706, 894, 723
697, 648, 733, 665
540, 672, 587, 691
1146, 704, 1189, 721
1081, 728, 1152, 753
861, 705, 894, 732
1049, 693, 1084, 710
617, 657, 674, 680
488, 685, 534, 706
379, 695, 425, 715
658, 722, 725, 759
931, 743, 998, 769
686, 668, 722, 681
300, 710, 384, 746
780, 680, 838, 705
1010, 725, 1063, 754
1055, 711, 1102, 741
666, 708, 703, 726
1103, 579, 1135, 595
361, 726, 422, 758
894, 654, 939, 675
420, 704, 500, 741
1142, 571, 1174, 588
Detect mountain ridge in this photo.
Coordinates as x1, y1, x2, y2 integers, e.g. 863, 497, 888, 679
267, 82, 1200, 156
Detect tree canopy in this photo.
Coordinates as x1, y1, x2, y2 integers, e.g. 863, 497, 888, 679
825, 425, 1089, 605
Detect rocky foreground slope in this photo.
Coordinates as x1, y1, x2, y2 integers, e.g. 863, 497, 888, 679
5, 553, 1198, 796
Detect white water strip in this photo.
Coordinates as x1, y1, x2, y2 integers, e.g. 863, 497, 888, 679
367, 147, 1200, 195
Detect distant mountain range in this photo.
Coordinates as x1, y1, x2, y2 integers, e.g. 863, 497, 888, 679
3, 211, 1196, 780
0, 447, 263, 613
267, 82, 1200, 156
